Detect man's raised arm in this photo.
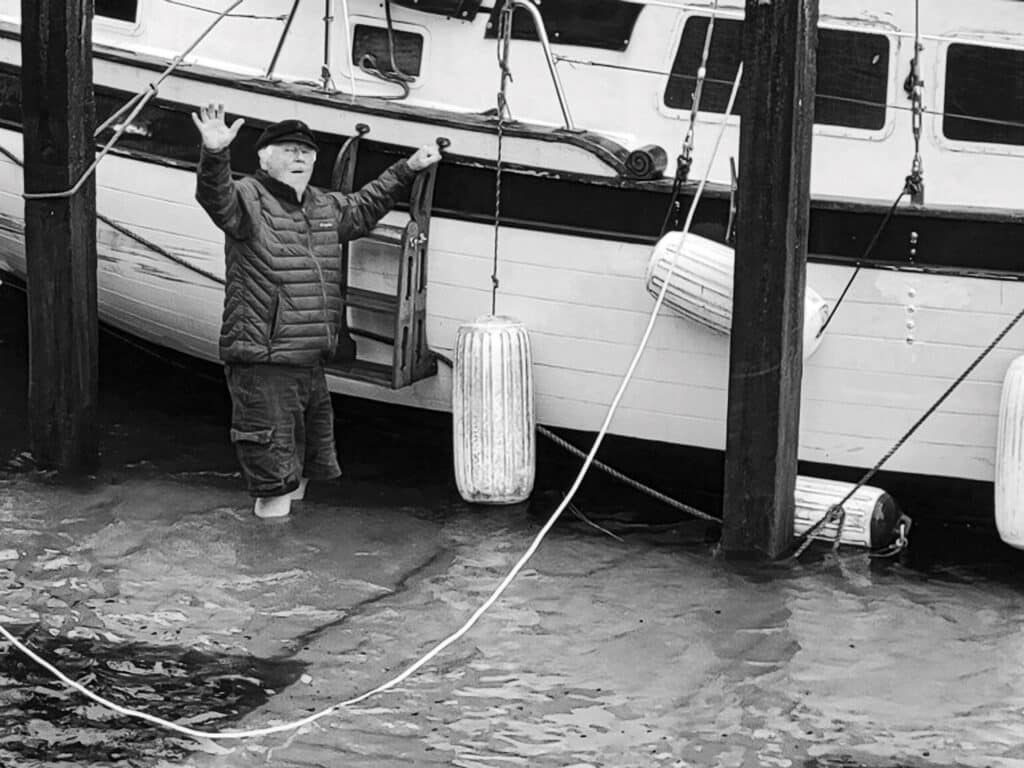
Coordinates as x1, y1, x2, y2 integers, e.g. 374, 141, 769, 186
332, 145, 442, 239
192, 102, 249, 239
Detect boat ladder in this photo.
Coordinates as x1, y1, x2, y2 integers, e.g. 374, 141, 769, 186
326, 125, 440, 389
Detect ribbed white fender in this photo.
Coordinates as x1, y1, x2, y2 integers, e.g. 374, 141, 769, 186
995, 355, 1024, 549
794, 476, 902, 548
452, 315, 536, 504
645, 231, 830, 359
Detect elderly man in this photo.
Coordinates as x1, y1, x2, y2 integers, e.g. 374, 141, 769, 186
192, 102, 440, 518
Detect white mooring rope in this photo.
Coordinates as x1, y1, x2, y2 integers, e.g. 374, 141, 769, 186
0, 33, 744, 752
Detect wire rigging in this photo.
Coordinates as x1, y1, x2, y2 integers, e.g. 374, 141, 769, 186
904, 0, 926, 204
660, 0, 718, 236
678, 1, 718, 184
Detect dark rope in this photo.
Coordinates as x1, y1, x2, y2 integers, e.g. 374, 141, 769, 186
0, 144, 224, 287
491, 0, 514, 315
659, 4, 718, 236
816, 187, 908, 337
99, 214, 225, 287
357, 54, 411, 100
791, 299, 1024, 558
356, 0, 415, 100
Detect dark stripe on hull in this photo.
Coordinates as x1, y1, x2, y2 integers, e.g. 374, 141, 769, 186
1, 61, 1023, 275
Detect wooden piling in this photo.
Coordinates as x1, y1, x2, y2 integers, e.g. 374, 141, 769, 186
721, 0, 818, 559
21, 0, 99, 473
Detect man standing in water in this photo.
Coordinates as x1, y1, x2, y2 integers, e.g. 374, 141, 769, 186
192, 102, 441, 518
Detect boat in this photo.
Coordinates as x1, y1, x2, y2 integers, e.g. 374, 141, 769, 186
1, 0, 1023, 525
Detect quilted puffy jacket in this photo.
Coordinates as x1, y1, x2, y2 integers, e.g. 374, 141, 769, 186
196, 146, 416, 365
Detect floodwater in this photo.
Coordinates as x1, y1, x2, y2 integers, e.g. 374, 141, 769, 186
3, 283, 1024, 768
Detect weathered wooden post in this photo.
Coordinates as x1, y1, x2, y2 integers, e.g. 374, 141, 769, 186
21, 0, 99, 473
722, 0, 818, 558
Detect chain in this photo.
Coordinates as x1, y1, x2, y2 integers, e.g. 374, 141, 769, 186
660, 0, 718, 235
678, 0, 718, 184
905, 0, 925, 203
536, 426, 721, 524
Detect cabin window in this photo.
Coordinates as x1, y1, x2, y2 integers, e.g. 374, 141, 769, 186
352, 24, 424, 78
484, 0, 641, 52
95, 0, 138, 23
664, 17, 889, 130
943, 43, 1024, 146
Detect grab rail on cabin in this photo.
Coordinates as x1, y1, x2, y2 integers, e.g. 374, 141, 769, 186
503, 0, 576, 131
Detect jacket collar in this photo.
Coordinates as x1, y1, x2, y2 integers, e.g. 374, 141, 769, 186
254, 169, 307, 206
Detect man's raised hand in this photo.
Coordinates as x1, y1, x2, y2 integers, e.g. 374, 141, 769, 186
191, 102, 244, 152
408, 145, 442, 172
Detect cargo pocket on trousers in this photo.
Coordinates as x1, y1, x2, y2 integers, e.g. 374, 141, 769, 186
230, 427, 279, 490
231, 428, 273, 445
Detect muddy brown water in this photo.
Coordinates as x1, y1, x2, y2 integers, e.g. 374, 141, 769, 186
3, 283, 1024, 768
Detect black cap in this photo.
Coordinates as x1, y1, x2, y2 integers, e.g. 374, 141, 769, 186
255, 119, 318, 151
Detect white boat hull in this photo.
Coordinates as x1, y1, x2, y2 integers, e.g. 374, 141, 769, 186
1, 123, 1020, 487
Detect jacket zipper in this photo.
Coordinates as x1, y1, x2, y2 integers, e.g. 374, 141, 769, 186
303, 208, 332, 352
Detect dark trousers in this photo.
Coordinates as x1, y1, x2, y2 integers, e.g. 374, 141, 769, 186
224, 362, 342, 498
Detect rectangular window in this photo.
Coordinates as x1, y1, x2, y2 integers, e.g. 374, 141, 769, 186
352, 24, 424, 78
484, 0, 641, 52
95, 0, 138, 22
663, 17, 743, 115
664, 17, 889, 130
944, 43, 1024, 146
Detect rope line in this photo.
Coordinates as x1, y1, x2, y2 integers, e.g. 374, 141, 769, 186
905, 0, 925, 203
554, 55, 1024, 135
536, 425, 720, 523
163, 0, 286, 19
355, 0, 413, 99
0, 55, 743, 751
677, 0, 719, 184
491, 1, 514, 315
660, 0, 719, 236
25, 0, 247, 201
791, 301, 1024, 557
0, 145, 225, 288
816, 187, 908, 338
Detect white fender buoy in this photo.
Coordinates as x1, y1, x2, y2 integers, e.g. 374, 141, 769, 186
794, 476, 903, 548
645, 231, 830, 359
995, 355, 1024, 548
452, 315, 536, 504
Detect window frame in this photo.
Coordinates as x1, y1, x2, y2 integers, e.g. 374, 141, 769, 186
351, 22, 426, 79
345, 15, 430, 91
656, 12, 899, 143
933, 37, 1024, 158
